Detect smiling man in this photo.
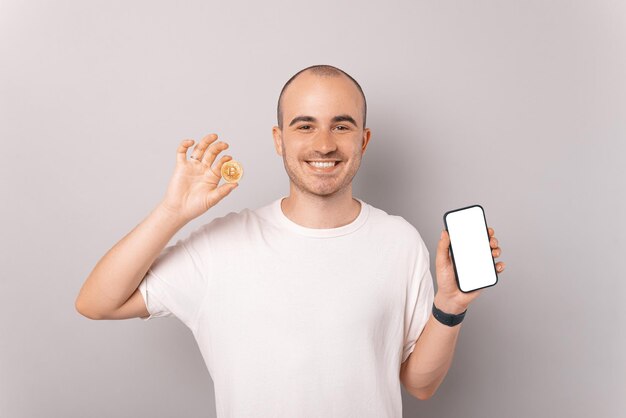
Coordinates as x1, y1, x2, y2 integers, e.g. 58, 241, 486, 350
76, 64, 506, 418
273, 66, 370, 229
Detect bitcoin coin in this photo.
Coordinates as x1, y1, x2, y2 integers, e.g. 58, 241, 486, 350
221, 160, 243, 183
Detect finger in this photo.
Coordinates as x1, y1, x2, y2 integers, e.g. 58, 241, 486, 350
212, 180, 239, 201
488, 227, 494, 237
207, 154, 233, 179
191, 133, 219, 160
496, 261, 505, 272
492, 247, 501, 258
202, 140, 229, 167
177, 139, 195, 163
490, 237, 498, 248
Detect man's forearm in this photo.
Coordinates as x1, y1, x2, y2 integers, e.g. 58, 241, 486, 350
400, 294, 466, 399
75, 204, 188, 318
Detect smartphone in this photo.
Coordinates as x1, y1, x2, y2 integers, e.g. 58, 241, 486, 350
443, 204, 499, 293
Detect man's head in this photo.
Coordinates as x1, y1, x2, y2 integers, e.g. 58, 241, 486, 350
276, 65, 367, 130
272, 65, 371, 198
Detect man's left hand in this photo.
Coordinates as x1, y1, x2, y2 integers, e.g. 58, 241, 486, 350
433, 227, 506, 314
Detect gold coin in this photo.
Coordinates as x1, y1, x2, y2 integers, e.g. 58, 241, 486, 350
221, 160, 243, 183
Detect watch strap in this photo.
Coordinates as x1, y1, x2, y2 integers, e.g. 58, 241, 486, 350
432, 302, 467, 327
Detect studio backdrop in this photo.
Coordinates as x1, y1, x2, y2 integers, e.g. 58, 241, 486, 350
1, 1, 624, 417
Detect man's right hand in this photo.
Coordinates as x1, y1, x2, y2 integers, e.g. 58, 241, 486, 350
159, 133, 239, 223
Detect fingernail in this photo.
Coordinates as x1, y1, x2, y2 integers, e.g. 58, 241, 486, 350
441, 230, 445, 239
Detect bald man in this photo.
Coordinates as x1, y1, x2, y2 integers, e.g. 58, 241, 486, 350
76, 64, 506, 418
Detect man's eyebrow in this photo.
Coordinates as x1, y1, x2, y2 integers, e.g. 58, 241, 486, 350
331, 114, 358, 126
289, 116, 317, 127
288, 114, 358, 127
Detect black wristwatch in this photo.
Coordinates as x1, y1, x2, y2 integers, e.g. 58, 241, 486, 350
432, 302, 467, 327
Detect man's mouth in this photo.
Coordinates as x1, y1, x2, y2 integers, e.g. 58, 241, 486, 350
305, 160, 342, 172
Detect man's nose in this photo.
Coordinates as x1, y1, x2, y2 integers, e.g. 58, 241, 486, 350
312, 130, 337, 154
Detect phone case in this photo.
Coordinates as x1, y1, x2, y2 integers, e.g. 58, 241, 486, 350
443, 204, 499, 293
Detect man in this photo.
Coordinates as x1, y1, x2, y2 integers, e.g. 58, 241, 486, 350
76, 64, 506, 417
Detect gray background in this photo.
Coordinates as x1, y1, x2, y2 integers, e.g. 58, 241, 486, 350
1, 0, 624, 417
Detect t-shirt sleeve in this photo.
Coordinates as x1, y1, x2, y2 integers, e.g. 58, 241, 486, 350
137, 224, 210, 330
401, 230, 435, 363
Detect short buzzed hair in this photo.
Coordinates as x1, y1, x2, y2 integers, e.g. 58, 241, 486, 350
276, 64, 367, 130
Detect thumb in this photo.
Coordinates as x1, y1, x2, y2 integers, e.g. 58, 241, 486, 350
214, 181, 238, 200
436, 229, 451, 269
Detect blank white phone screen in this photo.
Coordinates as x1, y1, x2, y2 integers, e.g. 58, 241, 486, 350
445, 206, 498, 292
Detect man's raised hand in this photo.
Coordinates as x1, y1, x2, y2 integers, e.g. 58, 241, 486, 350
159, 133, 239, 223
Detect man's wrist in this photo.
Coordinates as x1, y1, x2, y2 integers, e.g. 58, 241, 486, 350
153, 203, 189, 229
433, 294, 468, 315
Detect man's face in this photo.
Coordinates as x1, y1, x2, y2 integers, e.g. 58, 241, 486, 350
272, 73, 371, 198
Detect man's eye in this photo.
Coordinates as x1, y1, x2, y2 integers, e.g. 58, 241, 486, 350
335, 125, 349, 131
298, 125, 311, 130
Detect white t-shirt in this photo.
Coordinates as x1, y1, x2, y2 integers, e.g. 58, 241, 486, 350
139, 196, 434, 418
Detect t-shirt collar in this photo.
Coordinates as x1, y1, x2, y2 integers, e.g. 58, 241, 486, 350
272, 196, 370, 238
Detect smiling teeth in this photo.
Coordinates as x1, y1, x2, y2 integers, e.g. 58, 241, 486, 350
308, 161, 336, 168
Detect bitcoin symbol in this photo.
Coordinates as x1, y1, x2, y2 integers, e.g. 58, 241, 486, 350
221, 160, 243, 183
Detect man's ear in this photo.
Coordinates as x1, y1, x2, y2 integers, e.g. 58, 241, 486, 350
272, 125, 283, 156
361, 128, 372, 156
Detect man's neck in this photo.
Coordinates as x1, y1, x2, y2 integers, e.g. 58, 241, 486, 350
280, 189, 362, 229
